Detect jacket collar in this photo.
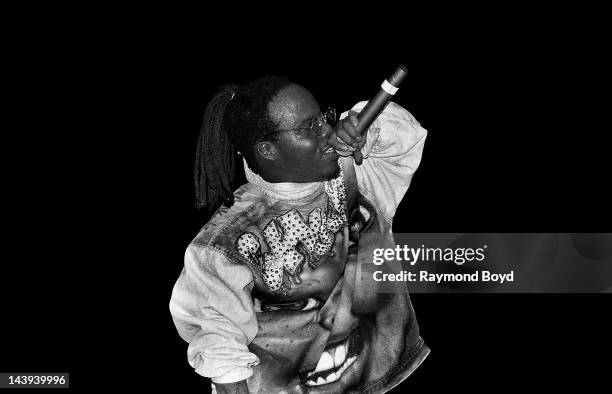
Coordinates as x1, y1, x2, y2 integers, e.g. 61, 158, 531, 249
243, 159, 323, 200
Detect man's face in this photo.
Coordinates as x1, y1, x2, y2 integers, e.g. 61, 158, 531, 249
264, 84, 340, 182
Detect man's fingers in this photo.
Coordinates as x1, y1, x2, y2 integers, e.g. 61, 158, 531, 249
348, 110, 359, 126
336, 128, 354, 145
327, 109, 365, 154
342, 116, 362, 141
354, 149, 363, 165
328, 135, 354, 151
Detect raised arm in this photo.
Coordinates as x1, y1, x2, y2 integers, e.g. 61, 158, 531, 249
339, 101, 427, 222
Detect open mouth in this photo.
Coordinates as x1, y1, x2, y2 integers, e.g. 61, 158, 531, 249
300, 331, 363, 387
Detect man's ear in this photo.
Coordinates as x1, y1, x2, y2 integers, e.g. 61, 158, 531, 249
255, 141, 279, 161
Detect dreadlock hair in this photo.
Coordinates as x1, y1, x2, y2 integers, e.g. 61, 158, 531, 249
194, 75, 292, 210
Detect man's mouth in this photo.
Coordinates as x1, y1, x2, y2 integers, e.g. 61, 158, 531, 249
322, 145, 336, 154
300, 332, 363, 387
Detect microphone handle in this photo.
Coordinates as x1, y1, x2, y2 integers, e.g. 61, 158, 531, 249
355, 65, 409, 135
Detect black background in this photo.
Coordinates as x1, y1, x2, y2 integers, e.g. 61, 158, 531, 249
2, 8, 610, 392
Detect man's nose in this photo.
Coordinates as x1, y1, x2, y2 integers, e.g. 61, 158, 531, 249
316, 285, 343, 331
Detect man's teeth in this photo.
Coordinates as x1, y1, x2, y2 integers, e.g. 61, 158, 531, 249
305, 341, 357, 386
314, 351, 334, 372
325, 147, 335, 153
334, 343, 346, 366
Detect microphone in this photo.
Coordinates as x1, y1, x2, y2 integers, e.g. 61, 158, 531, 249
354, 65, 409, 135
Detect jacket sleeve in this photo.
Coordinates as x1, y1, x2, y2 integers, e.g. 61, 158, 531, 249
341, 101, 428, 222
169, 245, 260, 384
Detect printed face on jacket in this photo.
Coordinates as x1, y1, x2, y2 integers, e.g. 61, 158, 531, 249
235, 179, 397, 392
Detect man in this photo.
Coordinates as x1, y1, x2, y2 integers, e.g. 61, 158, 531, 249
170, 75, 429, 393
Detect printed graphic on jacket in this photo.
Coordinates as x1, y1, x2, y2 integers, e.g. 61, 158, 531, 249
236, 169, 347, 292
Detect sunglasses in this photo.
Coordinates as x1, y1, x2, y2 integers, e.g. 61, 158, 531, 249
263, 106, 337, 140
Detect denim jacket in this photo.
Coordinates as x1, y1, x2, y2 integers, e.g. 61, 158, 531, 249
170, 101, 428, 393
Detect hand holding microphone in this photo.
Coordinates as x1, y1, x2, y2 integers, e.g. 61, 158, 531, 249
327, 65, 409, 165
329, 110, 366, 164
